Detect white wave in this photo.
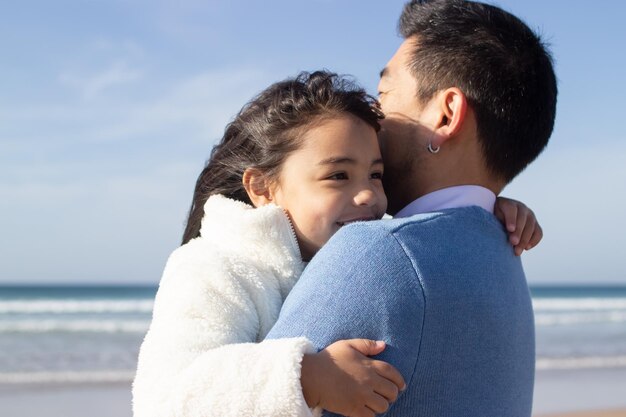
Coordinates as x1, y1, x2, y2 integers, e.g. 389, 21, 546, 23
536, 355, 626, 370
535, 311, 626, 326
0, 370, 135, 384
0, 299, 153, 313
533, 298, 626, 311
0, 319, 150, 333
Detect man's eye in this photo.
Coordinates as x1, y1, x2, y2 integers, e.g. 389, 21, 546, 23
371, 172, 384, 180
328, 172, 348, 180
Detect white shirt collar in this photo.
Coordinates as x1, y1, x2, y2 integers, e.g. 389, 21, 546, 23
394, 185, 496, 218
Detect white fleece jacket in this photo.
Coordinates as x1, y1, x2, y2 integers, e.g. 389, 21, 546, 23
132, 195, 317, 417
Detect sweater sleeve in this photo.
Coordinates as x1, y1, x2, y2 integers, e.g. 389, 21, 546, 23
132, 243, 317, 417
265, 222, 425, 416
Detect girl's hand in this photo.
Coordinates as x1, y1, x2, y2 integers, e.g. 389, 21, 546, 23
494, 196, 543, 256
301, 339, 405, 417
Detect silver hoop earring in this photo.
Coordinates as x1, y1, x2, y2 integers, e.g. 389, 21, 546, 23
427, 142, 440, 154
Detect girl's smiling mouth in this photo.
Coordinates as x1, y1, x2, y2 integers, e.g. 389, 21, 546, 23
336, 217, 376, 227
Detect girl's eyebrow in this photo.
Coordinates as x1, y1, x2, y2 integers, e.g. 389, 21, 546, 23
317, 157, 355, 166
317, 157, 384, 166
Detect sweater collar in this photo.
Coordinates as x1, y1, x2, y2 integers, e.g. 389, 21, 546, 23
395, 185, 496, 218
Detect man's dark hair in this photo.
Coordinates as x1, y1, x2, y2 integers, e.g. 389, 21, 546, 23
399, 0, 557, 182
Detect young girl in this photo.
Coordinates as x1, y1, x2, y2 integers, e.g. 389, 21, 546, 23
132, 71, 541, 417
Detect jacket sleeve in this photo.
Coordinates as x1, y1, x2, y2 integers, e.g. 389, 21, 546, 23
132, 243, 317, 417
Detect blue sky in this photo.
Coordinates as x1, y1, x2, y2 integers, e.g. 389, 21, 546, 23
1, 1, 625, 285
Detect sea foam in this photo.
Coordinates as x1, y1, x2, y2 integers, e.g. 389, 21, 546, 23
0, 370, 135, 384
536, 355, 626, 370
0, 299, 153, 314
0, 319, 150, 333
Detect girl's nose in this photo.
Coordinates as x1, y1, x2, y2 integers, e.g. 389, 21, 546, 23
354, 188, 377, 207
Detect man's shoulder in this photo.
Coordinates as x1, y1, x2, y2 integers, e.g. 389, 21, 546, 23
336, 210, 447, 237
312, 210, 459, 267
336, 206, 501, 241
304, 216, 426, 282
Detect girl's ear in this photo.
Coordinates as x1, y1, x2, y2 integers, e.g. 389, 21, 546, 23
242, 168, 274, 207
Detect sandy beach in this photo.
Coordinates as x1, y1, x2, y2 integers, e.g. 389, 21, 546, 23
0, 382, 133, 417
1, 367, 625, 417
533, 367, 626, 416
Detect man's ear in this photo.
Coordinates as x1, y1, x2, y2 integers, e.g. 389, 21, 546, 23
431, 87, 468, 147
242, 168, 274, 208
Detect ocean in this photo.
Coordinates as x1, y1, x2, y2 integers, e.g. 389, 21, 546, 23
0, 284, 625, 385
0, 285, 155, 385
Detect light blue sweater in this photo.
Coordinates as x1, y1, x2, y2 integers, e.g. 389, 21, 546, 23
266, 206, 535, 416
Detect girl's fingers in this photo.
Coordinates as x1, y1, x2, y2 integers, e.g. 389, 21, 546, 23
353, 407, 376, 417
495, 198, 518, 234
527, 223, 543, 250
511, 208, 528, 248
372, 360, 406, 391
517, 219, 536, 253
346, 338, 386, 357
365, 392, 391, 414
373, 377, 400, 403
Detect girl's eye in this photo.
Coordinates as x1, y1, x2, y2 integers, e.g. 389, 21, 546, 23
371, 172, 384, 180
328, 172, 348, 180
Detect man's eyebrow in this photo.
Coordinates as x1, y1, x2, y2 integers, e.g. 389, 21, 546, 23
379, 67, 388, 79
317, 157, 384, 166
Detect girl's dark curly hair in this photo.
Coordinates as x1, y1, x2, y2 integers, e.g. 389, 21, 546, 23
181, 70, 383, 244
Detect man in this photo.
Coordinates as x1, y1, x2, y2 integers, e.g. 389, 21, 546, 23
267, 1, 557, 416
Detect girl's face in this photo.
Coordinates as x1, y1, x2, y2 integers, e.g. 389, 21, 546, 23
271, 114, 387, 261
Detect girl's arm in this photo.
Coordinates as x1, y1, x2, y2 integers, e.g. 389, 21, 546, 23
495, 196, 543, 256
133, 243, 404, 417
132, 244, 316, 417
302, 339, 405, 417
